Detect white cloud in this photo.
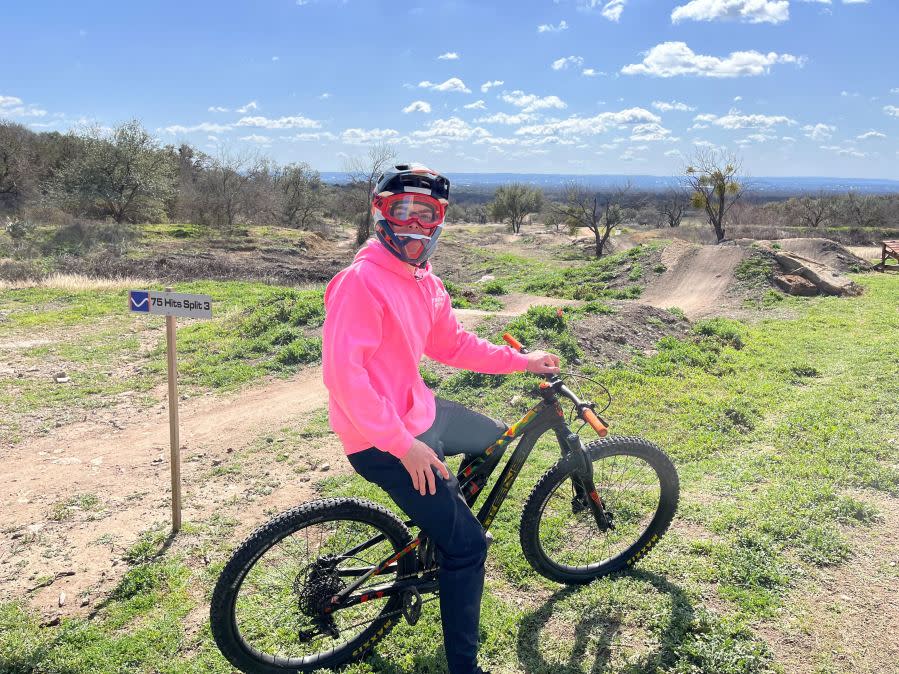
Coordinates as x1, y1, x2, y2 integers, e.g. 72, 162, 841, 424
581, 68, 603, 77
891, 88, 899, 94
820, 144, 866, 158
473, 136, 519, 146
236, 115, 320, 129
782, 136, 797, 142
622, 42, 804, 78
239, 134, 271, 144
694, 109, 797, 129
537, 20, 568, 32
552, 56, 584, 71
664, 149, 682, 157
620, 145, 649, 161
736, 132, 776, 145
2, 106, 47, 118
652, 100, 696, 112
474, 112, 538, 125
0, 95, 24, 107
341, 128, 400, 145
481, 80, 504, 93
282, 131, 338, 142
208, 106, 229, 112
402, 100, 432, 114
672, 0, 790, 25
630, 122, 675, 141
409, 117, 490, 141
318, 93, 331, 99
419, 77, 471, 93
884, 105, 899, 118
734, 95, 743, 101
162, 122, 234, 134
501, 90, 567, 113
857, 130, 886, 140
801, 123, 837, 141
601, 0, 628, 22
516, 107, 660, 136
438, 52, 459, 60
236, 101, 258, 113
464, 100, 487, 110
272, 56, 279, 61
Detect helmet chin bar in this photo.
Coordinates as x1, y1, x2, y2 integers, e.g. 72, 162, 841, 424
376, 220, 442, 267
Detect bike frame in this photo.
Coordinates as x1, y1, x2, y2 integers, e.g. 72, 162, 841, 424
324, 386, 609, 614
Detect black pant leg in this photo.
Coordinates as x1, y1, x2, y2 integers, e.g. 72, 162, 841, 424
348, 447, 487, 674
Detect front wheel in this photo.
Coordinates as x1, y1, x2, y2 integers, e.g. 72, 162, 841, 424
520, 436, 679, 584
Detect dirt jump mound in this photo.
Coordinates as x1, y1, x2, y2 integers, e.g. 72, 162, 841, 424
760, 238, 870, 273
638, 240, 750, 318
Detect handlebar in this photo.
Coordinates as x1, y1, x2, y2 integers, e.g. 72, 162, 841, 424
502, 332, 608, 437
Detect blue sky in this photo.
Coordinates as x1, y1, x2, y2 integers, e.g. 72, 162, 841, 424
3, 0, 898, 178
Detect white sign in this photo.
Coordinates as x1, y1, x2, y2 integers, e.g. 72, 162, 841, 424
129, 290, 212, 319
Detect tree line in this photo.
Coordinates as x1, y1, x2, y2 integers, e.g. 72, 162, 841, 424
2, 119, 897, 259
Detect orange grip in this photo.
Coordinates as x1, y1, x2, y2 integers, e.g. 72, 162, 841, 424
582, 408, 608, 437
503, 333, 523, 351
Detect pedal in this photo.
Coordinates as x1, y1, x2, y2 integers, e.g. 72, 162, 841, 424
402, 588, 422, 626
485, 531, 494, 548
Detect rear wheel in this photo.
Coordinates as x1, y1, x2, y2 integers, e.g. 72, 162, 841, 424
520, 436, 679, 584
210, 498, 415, 673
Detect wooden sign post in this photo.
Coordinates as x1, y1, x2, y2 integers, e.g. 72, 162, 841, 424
130, 287, 213, 532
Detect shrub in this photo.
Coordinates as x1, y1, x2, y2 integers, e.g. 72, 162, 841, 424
481, 280, 507, 295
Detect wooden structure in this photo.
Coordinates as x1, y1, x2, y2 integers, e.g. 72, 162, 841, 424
878, 240, 899, 272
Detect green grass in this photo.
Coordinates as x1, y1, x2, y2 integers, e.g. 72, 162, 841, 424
0, 281, 328, 444
519, 244, 662, 301
0, 264, 896, 672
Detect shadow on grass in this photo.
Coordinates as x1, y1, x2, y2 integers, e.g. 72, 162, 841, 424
516, 570, 694, 674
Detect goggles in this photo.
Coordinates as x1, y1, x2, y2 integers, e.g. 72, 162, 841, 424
373, 193, 446, 233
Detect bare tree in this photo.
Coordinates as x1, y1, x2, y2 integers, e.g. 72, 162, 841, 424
0, 121, 35, 211
278, 162, 323, 229
201, 147, 263, 232
659, 187, 688, 228
344, 142, 397, 245
554, 182, 629, 258
841, 191, 885, 228
489, 183, 544, 234
785, 193, 835, 228
684, 149, 745, 243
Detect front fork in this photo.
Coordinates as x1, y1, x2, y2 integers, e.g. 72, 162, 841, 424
559, 429, 614, 531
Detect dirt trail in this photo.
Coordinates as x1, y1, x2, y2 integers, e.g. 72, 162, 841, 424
638, 241, 748, 318
1, 365, 339, 613
454, 293, 582, 329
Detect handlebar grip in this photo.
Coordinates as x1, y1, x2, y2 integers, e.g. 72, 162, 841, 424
582, 408, 608, 437
503, 333, 524, 352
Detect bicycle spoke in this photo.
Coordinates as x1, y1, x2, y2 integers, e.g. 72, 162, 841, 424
231, 517, 403, 663
537, 453, 662, 571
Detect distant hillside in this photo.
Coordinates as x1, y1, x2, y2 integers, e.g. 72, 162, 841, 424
322, 172, 899, 195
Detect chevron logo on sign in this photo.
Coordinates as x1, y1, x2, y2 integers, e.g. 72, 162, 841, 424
129, 290, 150, 312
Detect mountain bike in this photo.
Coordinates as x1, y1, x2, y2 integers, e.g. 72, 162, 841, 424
210, 333, 679, 673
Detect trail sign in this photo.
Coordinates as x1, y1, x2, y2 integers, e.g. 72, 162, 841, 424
129, 290, 212, 319
129, 287, 213, 532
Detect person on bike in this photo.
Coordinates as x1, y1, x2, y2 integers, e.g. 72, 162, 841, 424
321, 163, 561, 674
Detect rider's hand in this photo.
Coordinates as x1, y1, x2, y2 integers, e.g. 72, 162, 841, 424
399, 438, 451, 496
525, 350, 561, 375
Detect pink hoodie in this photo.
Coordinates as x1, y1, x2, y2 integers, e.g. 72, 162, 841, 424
322, 239, 530, 458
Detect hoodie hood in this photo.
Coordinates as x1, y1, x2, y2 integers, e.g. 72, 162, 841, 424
354, 238, 433, 280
